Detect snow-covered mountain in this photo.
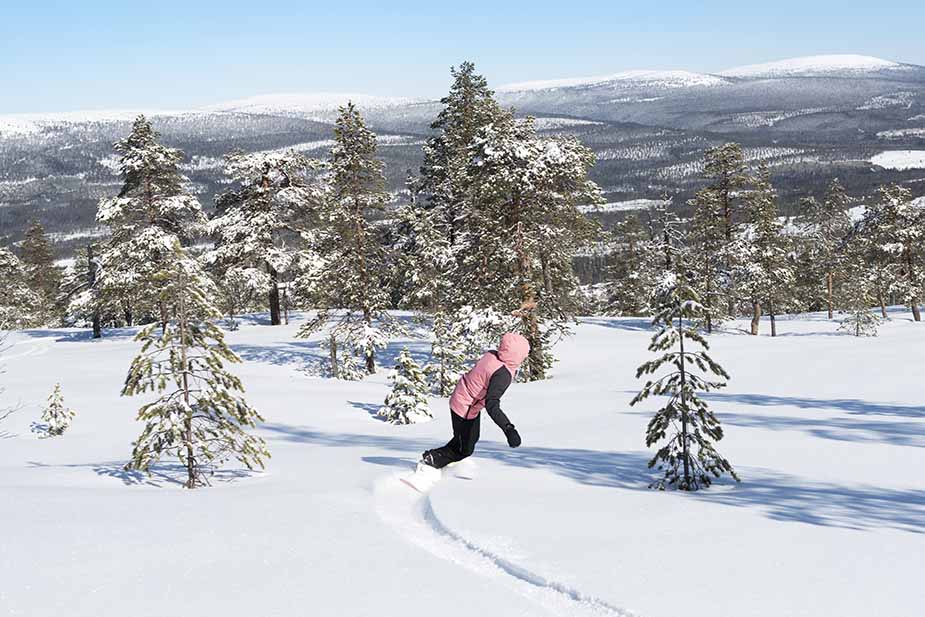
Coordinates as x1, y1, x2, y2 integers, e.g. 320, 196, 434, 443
497, 69, 730, 92
2, 54, 924, 253
719, 54, 910, 78
202, 92, 415, 116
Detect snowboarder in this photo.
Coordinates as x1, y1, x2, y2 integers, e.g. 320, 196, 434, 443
421, 332, 529, 468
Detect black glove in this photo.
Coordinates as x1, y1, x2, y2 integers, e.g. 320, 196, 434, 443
503, 424, 521, 448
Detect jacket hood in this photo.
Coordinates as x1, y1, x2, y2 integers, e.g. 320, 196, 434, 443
497, 332, 530, 372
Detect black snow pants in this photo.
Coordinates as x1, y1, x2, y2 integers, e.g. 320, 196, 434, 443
425, 410, 481, 469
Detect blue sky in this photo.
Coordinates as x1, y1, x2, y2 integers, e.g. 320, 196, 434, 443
2, 0, 923, 114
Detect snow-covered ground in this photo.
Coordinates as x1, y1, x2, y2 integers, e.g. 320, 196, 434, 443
870, 150, 925, 170
1, 311, 923, 617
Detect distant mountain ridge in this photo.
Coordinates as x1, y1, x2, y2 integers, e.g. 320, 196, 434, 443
1, 54, 924, 254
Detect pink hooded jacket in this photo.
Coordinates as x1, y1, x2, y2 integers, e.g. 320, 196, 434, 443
449, 332, 530, 419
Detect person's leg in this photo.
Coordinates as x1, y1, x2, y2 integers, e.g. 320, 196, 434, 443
425, 411, 480, 468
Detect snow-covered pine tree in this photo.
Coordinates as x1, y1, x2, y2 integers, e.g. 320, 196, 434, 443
419, 62, 504, 249
206, 148, 322, 326
872, 184, 923, 321
96, 115, 206, 327
214, 266, 271, 330
296, 103, 396, 376
58, 244, 106, 338
736, 166, 794, 336
0, 246, 40, 328
631, 268, 739, 491
122, 240, 268, 488
838, 255, 881, 337
460, 112, 602, 380
393, 175, 465, 394
19, 221, 62, 324
39, 384, 75, 437
688, 143, 752, 329
800, 179, 853, 319
378, 348, 433, 424
604, 211, 655, 316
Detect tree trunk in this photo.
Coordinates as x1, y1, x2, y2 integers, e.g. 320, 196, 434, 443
513, 221, 544, 380
363, 309, 375, 374
267, 263, 281, 326
750, 301, 761, 335
907, 251, 921, 322
826, 271, 834, 319
329, 333, 338, 379
87, 245, 102, 339
123, 302, 133, 327
159, 301, 168, 334
678, 311, 691, 489
178, 283, 196, 489
769, 299, 777, 337
877, 283, 888, 318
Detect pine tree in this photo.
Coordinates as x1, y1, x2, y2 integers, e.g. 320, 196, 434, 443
0, 246, 40, 328
689, 143, 752, 328
394, 182, 461, 394
874, 185, 923, 321
461, 112, 602, 380
736, 166, 793, 336
39, 384, 76, 437
19, 221, 62, 324
59, 243, 107, 337
605, 212, 652, 316
296, 103, 396, 375
631, 268, 739, 491
420, 62, 504, 247
378, 348, 433, 424
122, 241, 269, 488
207, 148, 321, 326
800, 179, 853, 319
839, 255, 881, 337
96, 115, 206, 327
214, 266, 271, 330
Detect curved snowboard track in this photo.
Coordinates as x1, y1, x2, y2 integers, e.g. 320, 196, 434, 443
375, 475, 637, 617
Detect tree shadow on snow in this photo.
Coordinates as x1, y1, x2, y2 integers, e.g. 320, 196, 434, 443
20, 328, 138, 343
27, 460, 257, 487
716, 411, 925, 448
261, 422, 925, 534
703, 392, 925, 419
349, 400, 387, 422
232, 338, 432, 372
578, 317, 654, 332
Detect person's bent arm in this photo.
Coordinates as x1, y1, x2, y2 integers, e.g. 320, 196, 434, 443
484, 368, 521, 447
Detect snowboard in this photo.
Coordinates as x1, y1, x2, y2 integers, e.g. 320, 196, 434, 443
400, 462, 443, 493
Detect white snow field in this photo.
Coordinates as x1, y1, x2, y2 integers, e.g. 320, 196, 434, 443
870, 150, 925, 170
1, 311, 923, 617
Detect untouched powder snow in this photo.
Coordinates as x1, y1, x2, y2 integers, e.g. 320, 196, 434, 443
870, 150, 925, 170
0, 311, 923, 617
720, 54, 907, 78
498, 70, 729, 92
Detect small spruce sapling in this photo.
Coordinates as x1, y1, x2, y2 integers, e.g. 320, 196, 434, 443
378, 348, 433, 424
38, 384, 76, 437
631, 272, 739, 490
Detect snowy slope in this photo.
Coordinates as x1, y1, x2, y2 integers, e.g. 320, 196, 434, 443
1, 311, 923, 617
870, 150, 925, 170
498, 70, 729, 92
720, 54, 908, 78
203, 92, 414, 115
0, 109, 192, 137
